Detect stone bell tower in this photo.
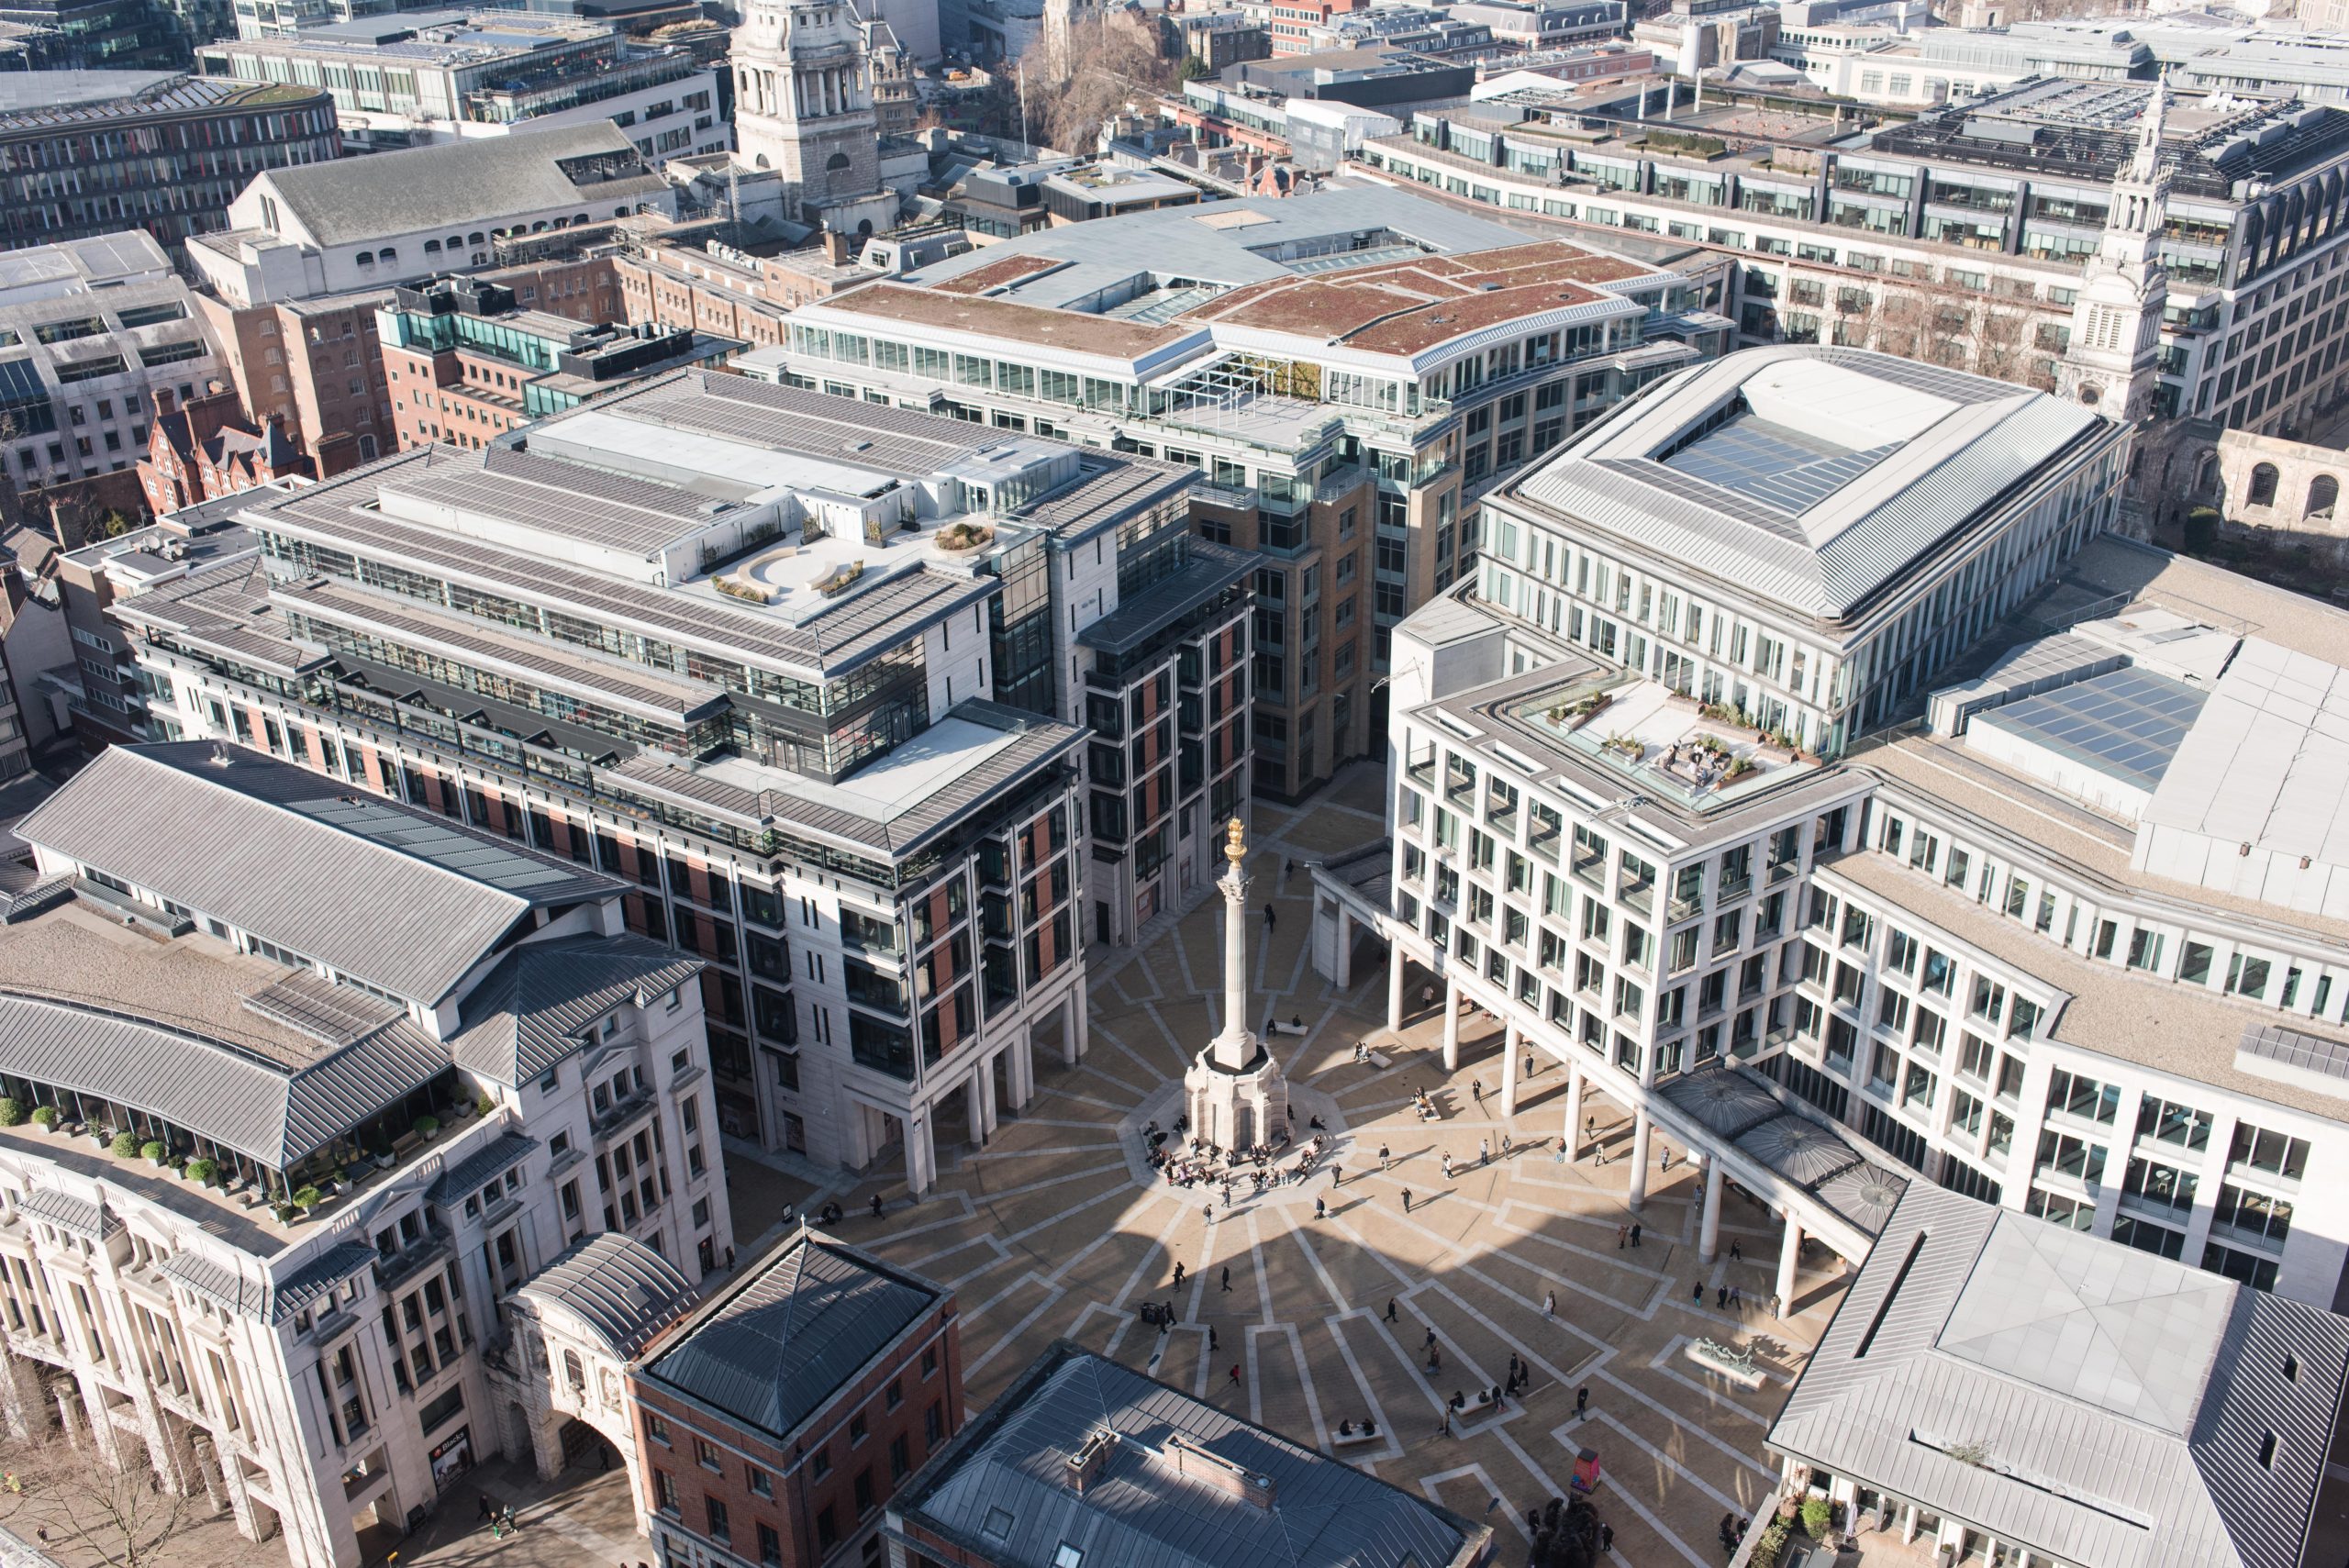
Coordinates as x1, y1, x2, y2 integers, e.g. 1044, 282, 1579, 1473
1184, 818, 1288, 1151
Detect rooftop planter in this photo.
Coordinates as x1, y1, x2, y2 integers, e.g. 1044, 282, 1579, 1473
933, 521, 996, 556
716, 575, 774, 606
812, 562, 864, 597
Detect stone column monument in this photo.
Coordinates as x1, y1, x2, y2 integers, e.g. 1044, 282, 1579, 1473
1184, 817, 1288, 1150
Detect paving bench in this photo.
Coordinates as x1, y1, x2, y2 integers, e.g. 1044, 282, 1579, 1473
1331, 1428, 1382, 1450
1269, 1019, 1308, 1036
1364, 1050, 1392, 1069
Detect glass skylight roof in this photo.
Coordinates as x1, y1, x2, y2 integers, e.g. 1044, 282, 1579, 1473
1973, 666, 2209, 790
1659, 412, 1901, 515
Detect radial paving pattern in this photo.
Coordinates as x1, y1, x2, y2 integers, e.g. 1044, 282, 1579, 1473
808, 775, 1849, 1565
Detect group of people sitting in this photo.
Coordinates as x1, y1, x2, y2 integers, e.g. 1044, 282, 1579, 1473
1333, 1418, 1379, 1439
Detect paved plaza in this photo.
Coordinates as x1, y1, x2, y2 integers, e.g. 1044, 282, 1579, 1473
806, 767, 1842, 1568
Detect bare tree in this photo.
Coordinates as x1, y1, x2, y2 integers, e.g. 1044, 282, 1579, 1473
1020, 9, 1174, 153
1, 1426, 210, 1568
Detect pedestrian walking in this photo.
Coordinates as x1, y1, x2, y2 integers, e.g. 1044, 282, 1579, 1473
1314, 1196, 1326, 1219
477, 1496, 494, 1522
1472, 1079, 1484, 1106
1402, 1187, 1414, 1213
1575, 1386, 1589, 1419
1692, 1282, 1704, 1304
1221, 1265, 1232, 1292
1173, 1261, 1186, 1286
1730, 1240, 1743, 1262
1600, 1525, 1613, 1552
1425, 1327, 1439, 1351
1437, 1408, 1452, 1439
1379, 1141, 1391, 1172
1631, 1222, 1642, 1248
1442, 1152, 1453, 1180
1264, 906, 1276, 933
1543, 1290, 1556, 1318
871, 1194, 885, 1219
1230, 1363, 1241, 1388
1730, 1284, 1742, 1310
1525, 1051, 1534, 1079
1331, 1164, 1341, 1187
1617, 1225, 1627, 1250
1478, 1137, 1489, 1165
1385, 1297, 1398, 1323
1204, 1203, 1214, 1225
1717, 1284, 1728, 1308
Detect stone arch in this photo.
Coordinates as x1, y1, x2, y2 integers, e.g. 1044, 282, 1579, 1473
2249, 462, 2281, 507
2309, 473, 2339, 519
826, 150, 852, 171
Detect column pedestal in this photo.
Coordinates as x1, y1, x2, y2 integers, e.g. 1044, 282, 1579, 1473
1627, 1109, 1652, 1209
1776, 1216, 1802, 1318
1386, 943, 1406, 1033
1698, 1160, 1723, 1263
1562, 1066, 1584, 1161
1442, 976, 1461, 1071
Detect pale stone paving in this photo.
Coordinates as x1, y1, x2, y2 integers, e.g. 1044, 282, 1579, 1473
819, 773, 1847, 1567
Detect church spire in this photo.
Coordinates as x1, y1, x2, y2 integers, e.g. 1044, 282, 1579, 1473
2055, 75, 2174, 422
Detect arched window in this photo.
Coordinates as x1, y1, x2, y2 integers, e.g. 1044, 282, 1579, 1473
355, 250, 374, 265
423, 239, 440, 253
563, 1349, 584, 1389
469, 231, 485, 245
827, 151, 852, 171
2309, 474, 2338, 519
2249, 462, 2280, 507
380, 247, 397, 266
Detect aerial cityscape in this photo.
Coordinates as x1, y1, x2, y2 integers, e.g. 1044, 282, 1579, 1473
0, 0, 2340, 1562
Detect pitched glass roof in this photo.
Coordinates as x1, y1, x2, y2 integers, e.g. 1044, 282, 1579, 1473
1973, 666, 2208, 790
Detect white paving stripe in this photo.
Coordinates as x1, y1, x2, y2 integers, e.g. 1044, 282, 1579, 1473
1597, 1369, 1777, 1478
966, 1273, 1068, 1376
1547, 1422, 1711, 1568
1589, 1409, 1753, 1516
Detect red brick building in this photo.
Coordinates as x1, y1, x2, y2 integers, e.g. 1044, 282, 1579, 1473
629, 1233, 963, 1568
136, 389, 354, 516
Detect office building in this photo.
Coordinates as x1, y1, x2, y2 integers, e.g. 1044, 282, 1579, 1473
118, 369, 1242, 1181
195, 14, 729, 160
768, 183, 1731, 800
378, 273, 741, 452
0, 740, 732, 1568
188, 122, 678, 311
1366, 76, 2349, 447
887, 1341, 1494, 1568
0, 234, 229, 495
0, 72, 340, 262
0, 0, 186, 73
48, 504, 261, 746
1765, 1184, 2349, 1567
1322, 345, 2349, 1316
629, 1231, 962, 1568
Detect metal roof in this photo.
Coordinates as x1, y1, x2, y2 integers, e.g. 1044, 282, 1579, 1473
0, 989, 447, 1170
15, 743, 622, 1004
1075, 540, 1253, 657
425, 1130, 538, 1207
640, 1234, 940, 1444
159, 1249, 267, 1317
451, 934, 703, 1086
516, 1231, 695, 1355
1502, 346, 2109, 622
894, 1343, 1484, 1568
1969, 665, 2207, 792
16, 1185, 113, 1239
1767, 1184, 2349, 1568
269, 1240, 377, 1323
250, 122, 667, 247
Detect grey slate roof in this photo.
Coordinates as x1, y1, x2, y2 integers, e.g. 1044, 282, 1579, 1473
269, 1240, 377, 1323
15, 742, 621, 1004
1767, 1184, 2349, 1568
451, 934, 703, 1086
640, 1234, 940, 1444
516, 1230, 694, 1356
251, 122, 667, 248
16, 1186, 112, 1239
894, 1342, 1486, 1568
159, 1249, 267, 1317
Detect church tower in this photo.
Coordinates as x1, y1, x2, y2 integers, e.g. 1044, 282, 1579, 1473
732, 0, 883, 228
2056, 79, 2173, 422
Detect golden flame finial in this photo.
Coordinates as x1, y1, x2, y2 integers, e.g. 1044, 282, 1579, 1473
1224, 816, 1246, 865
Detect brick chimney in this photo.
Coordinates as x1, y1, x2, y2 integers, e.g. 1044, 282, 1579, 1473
822, 230, 854, 265
1164, 1435, 1275, 1510
153, 387, 175, 417
1063, 1430, 1119, 1495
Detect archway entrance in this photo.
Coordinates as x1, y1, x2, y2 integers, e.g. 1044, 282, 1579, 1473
558, 1418, 618, 1473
